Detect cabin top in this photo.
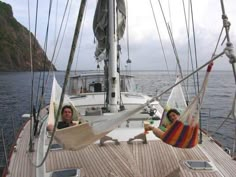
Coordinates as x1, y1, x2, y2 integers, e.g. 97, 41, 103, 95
67, 72, 136, 95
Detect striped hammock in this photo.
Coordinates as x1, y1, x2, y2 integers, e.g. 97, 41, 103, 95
159, 63, 213, 148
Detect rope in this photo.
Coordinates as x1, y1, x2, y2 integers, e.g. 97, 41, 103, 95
125, 0, 130, 64
181, 0, 194, 101
167, 0, 172, 33
34, 0, 54, 119
156, 0, 191, 103
53, 0, 73, 65
189, 0, 203, 142
54, 0, 59, 45
27, 0, 34, 152
45, 0, 73, 105
188, 0, 199, 96
74, 1, 88, 73
208, 92, 236, 155
209, 110, 232, 137
149, 0, 170, 78
220, 0, 231, 43
29, 0, 87, 167
48, 0, 71, 70
150, 51, 224, 103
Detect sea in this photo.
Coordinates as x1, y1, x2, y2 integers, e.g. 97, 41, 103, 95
0, 70, 235, 175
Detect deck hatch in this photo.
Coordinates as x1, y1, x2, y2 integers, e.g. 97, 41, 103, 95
184, 160, 213, 170
51, 169, 80, 177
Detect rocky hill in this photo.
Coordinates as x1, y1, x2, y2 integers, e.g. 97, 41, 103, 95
0, 1, 56, 71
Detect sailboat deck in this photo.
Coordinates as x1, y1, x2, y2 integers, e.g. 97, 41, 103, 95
5, 121, 236, 177
5, 121, 36, 177
46, 140, 223, 177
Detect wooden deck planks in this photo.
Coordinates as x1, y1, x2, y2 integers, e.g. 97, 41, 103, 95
201, 137, 236, 177
7, 120, 236, 177
6, 122, 36, 177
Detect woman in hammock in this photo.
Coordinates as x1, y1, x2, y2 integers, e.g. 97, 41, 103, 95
145, 109, 180, 137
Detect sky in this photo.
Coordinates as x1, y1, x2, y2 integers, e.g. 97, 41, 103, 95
2, 0, 236, 71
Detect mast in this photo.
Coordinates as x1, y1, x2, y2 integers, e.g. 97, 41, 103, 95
108, 0, 119, 112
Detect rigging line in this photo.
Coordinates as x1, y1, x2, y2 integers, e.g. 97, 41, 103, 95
45, 0, 72, 84
209, 110, 231, 137
220, 0, 236, 84
117, 51, 225, 124
167, 0, 172, 33
35, 0, 54, 120
220, 0, 231, 43
35, 0, 54, 108
54, 0, 59, 44
157, 0, 177, 57
232, 91, 236, 157
167, 24, 190, 103
42, 0, 53, 80
198, 26, 224, 141
150, 51, 224, 103
189, 0, 202, 142
156, 0, 190, 97
186, 2, 191, 95
48, 0, 71, 68
181, 0, 195, 99
74, 0, 88, 73
125, 0, 130, 61
29, 0, 87, 168
149, 0, 170, 78
32, 0, 39, 54
53, 0, 73, 66
209, 91, 236, 137
27, 0, 34, 152
33, 0, 41, 111
189, 0, 199, 95
213, 27, 224, 56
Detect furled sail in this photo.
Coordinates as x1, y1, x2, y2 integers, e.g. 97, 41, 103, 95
159, 63, 213, 148
48, 76, 145, 150
93, 0, 126, 57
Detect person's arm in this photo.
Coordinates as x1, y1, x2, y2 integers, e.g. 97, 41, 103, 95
152, 127, 165, 138
145, 124, 165, 138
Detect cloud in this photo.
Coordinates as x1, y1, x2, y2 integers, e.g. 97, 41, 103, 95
3, 0, 236, 70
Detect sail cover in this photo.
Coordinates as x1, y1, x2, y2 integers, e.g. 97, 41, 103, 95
93, 0, 126, 57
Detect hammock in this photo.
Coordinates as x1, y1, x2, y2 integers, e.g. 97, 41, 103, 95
159, 63, 213, 148
48, 76, 145, 150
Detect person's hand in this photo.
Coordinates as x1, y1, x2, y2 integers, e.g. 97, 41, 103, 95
146, 124, 154, 131
47, 124, 54, 131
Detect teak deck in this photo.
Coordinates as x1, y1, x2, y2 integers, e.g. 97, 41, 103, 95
5, 121, 236, 177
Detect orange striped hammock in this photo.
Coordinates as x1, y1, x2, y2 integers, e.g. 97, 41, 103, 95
159, 63, 213, 148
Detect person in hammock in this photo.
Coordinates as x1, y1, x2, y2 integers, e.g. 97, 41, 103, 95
145, 109, 180, 137
47, 105, 76, 131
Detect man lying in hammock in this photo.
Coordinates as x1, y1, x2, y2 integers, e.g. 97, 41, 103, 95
145, 109, 180, 137
47, 105, 76, 131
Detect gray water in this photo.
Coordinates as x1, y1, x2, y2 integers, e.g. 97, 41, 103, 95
0, 70, 235, 175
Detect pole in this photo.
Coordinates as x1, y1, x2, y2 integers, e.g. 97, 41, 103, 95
108, 0, 118, 112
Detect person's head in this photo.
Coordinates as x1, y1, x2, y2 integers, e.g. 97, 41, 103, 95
166, 109, 180, 122
61, 105, 73, 123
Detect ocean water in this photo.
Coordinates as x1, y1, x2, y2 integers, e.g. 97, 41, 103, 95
0, 70, 235, 174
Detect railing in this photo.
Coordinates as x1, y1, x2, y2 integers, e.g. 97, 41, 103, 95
0, 114, 27, 176
200, 107, 236, 157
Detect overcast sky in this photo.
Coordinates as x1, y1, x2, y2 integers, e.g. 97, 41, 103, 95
2, 0, 236, 71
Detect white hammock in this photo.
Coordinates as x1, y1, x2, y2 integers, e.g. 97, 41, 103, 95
48, 76, 145, 150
